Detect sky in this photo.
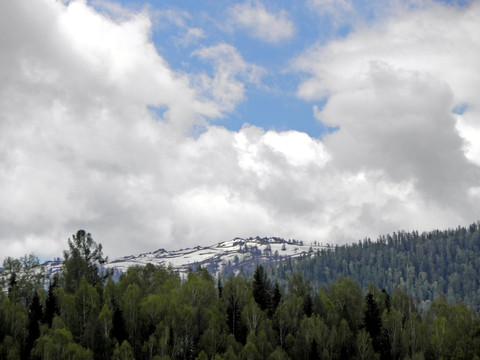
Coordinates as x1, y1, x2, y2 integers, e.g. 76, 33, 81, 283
1, 0, 480, 261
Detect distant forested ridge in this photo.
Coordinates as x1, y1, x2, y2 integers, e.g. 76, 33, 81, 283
270, 222, 480, 310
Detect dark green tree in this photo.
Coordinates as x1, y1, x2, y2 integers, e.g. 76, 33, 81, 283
309, 339, 319, 360
25, 291, 43, 359
62, 230, 109, 293
223, 277, 249, 343
304, 293, 313, 318
7, 272, 17, 300
112, 303, 128, 345
252, 266, 271, 312
269, 281, 282, 316
364, 293, 381, 338
43, 276, 59, 327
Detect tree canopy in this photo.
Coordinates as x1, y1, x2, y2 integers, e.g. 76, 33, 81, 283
2, 227, 480, 359
62, 230, 109, 293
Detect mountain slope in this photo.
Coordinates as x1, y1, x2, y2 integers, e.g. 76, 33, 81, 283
41, 236, 331, 278
270, 222, 480, 310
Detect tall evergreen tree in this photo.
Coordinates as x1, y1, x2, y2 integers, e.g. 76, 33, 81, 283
25, 291, 43, 359
270, 281, 282, 317
364, 293, 381, 339
223, 277, 249, 343
62, 230, 109, 293
364, 293, 382, 353
112, 302, 128, 345
252, 265, 271, 312
43, 277, 59, 327
7, 272, 17, 300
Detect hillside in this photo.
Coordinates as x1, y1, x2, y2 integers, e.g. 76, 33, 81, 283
39, 236, 331, 280
270, 222, 480, 310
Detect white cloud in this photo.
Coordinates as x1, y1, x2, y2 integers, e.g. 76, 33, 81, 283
228, 1, 295, 43
307, 0, 353, 16
151, 7, 191, 28
0, 0, 219, 258
192, 43, 265, 114
295, 1, 480, 218
178, 27, 206, 47
0, 0, 278, 260
306, 0, 432, 32
1, 0, 479, 263
306, 0, 362, 30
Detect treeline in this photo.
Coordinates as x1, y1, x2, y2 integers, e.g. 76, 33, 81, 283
270, 222, 480, 310
2, 231, 480, 359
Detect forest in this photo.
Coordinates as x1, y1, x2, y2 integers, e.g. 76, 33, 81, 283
1, 229, 480, 360
270, 222, 480, 311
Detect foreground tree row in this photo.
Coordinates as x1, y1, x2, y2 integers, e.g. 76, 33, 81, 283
2, 231, 480, 360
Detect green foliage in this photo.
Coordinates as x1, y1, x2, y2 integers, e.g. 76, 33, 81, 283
239, 335, 259, 360
252, 266, 271, 312
3, 226, 480, 359
223, 276, 249, 343
3, 266, 480, 360
43, 277, 59, 327
25, 291, 43, 358
112, 340, 135, 360
62, 230, 109, 293
31, 317, 93, 360
1, 254, 44, 306
273, 222, 480, 310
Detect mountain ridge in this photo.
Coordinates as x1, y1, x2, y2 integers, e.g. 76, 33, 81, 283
40, 236, 332, 278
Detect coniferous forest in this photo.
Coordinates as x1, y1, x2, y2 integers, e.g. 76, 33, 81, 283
270, 222, 480, 310
2, 228, 480, 359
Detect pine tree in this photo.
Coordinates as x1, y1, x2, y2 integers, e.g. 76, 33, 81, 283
25, 291, 43, 359
62, 230, 110, 293
270, 281, 282, 316
43, 277, 58, 327
112, 302, 128, 345
364, 293, 382, 354
252, 265, 271, 312
364, 294, 381, 338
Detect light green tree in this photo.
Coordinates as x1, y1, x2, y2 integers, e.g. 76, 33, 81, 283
112, 340, 135, 360
356, 329, 377, 360
122, 283, 142, 352
241, 299, 264, 335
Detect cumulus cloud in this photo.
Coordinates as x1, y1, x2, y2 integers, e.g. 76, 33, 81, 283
1, 0, 479, 262
295, 1, 480, 217
228, 1, 295, 43
0, 0, 224, 258
0, 0, 287, 260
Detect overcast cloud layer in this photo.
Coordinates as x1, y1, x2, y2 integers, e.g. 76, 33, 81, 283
1, 0, 479, 260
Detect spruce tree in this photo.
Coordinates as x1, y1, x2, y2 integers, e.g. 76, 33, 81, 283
269, 281, 282, 316
252, 265, 271, 312
25, 291, 43, 359
43, 277, 58, 327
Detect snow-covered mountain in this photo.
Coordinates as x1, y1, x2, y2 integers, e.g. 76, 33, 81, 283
40, 237, 333, 278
